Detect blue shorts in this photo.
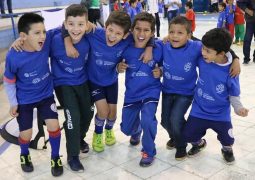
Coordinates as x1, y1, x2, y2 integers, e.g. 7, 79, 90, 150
17, 96, 58, 131
183, 115, 234, 146
89, 81, 118, 104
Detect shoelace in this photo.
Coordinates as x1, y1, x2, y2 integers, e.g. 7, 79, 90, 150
96, 135, 102, 144
106, 130, 112, 138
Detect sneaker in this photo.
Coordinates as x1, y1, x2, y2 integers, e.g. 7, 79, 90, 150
175, 148, 187, 161
80, 140, 89, 153
92, 132, 104, 152
20, 154, 34, 172
105, 129, 116, 146
51, 156, 63, 177
221, 149, 235, 164
67, 156, 84, 172
129, 134, 141, 146
166, 139, 175, 150
139, 152, 154, 167
188, 139, 207, 157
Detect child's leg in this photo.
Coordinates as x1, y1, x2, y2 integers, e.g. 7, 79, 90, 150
240, 24, 245, 42
228, 23, 235, 39
212, 121, 235, 163
234, 24, 240, 43
140, 100, 158, 158
169, 95, 193, 159
161, 93, 174, 144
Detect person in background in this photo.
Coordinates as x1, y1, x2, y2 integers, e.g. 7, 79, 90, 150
217, 2, 226, 28
225, 0, 236, 39
128, 0, 138, 22
148, 0, 161, 37
237, 0, 255, 64
164, 0, 182, 29
185, 1, 196, 39
136, 0, 143, 13
0, 0, 16, 17
113, 0, 119, 10
233, 5, 245, 45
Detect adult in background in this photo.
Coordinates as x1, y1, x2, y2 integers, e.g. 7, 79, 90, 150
237, 0, 255, 64
147, 0, 161, 37
0, 0, 14, 15
164, 0, 182, 28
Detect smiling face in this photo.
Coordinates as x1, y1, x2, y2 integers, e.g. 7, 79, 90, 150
20, 22, 46, 52
201, 45, 227, 64
168, 24, 190, 48
105, 23, 127, 46
132, 20, 154, 48
64, 15, 88, 44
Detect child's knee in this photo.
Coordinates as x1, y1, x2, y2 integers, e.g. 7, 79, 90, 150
20, 128, 33, 141
45, 119, 60, 131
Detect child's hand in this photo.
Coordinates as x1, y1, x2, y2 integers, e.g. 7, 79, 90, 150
86, 21, 96, 34
64, 36, 79, 58
230, 58, 241, 77
9, 106, 19, 118
140, 46, 152, 63
117, 59, 128, 73
162, 35, 170, 44
11, 38, 24, 52
237, 107, 249, 117
152, 63, 162, 78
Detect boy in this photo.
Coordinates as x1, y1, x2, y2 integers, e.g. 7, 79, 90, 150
128, 0, 138, 22
183, 28, 249, 164
160, 16, 241, 161
3, 13, 63, 176
63, 11, 153, 153
217, 2, 226, 28
185, 1, 195, 34
233, 5, 245, 45
50, 4, 94, 172
117, 12, 162, 167
226, 0, 236, 38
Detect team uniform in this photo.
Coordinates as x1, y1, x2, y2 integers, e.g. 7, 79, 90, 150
183, 53, 240, 147
50, 32, 94, 157
128, 6, 138, 22
4, 31, 58, 131
121, 41, 162, 158
217, 9, 226, 28
160, 40, 202, 152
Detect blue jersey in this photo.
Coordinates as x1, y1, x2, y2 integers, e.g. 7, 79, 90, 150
226, 4, 236, 24
50, 33, 90, 87
122, 42, 162, 103
86, 28, 132, 86
161, 40, 201, 96
136, 2, 143, 13
123, 1, 130, 12
217, 10, 226, 28
190, 55, 240, 122
4, 32, 53, 105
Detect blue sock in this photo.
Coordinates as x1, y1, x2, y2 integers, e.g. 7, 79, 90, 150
105, 118, 116, 130
95, 115, 105, 134
48, 128, 61, 159
18, 137, 30, 155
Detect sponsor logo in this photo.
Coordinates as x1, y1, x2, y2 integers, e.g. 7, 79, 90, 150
184, 62, 192, 72
66, 109, 73, 129
32, 78, 41, 84
50, 103, 57, 113
228, 128, 234, 138
216, 84, 225, 94
92, 89, 101, 96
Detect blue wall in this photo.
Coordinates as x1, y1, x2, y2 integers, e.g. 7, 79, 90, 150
11, 0, 80, 9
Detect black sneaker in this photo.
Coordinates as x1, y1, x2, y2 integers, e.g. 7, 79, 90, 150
80, 140, 89, 153
175, 148, 187, 161
51, 156, 63, 177
129, 134, 141, 146
221, 149, 235, 164
188, 139, 207, 157
20, 154, 34, 172
166, 139, 175, 150
68, 156, 84, 172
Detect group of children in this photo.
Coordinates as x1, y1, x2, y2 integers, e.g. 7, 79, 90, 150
217, 0, 245, 45
3, 3, 249, 177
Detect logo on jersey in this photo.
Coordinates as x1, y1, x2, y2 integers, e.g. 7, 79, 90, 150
148, 60, 155, 67
184, 62, 192, 72
65, 67, 73, 73
216, 84, 224, 94
163, 61, 170, 70
132, 71, 148, 77
197, 88, 203, 97
116, 50, 123, 57
164, 72, 171, 79
32, 78, 41, 84
96, 59, 104, 66
24, 71, 37, 78
50, 103, 57, 113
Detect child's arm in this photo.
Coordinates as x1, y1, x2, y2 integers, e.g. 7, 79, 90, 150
229, 96, 249, 117
4, 81, 19, 117
139, 37, 155, 63
229, 49, 241, 77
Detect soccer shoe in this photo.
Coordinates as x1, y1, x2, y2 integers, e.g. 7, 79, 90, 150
51, 156, 63, 177
105, 129, 116, 146
20, 154, 34, 172
92, 132, 104, 152
139, 152, 154, 167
